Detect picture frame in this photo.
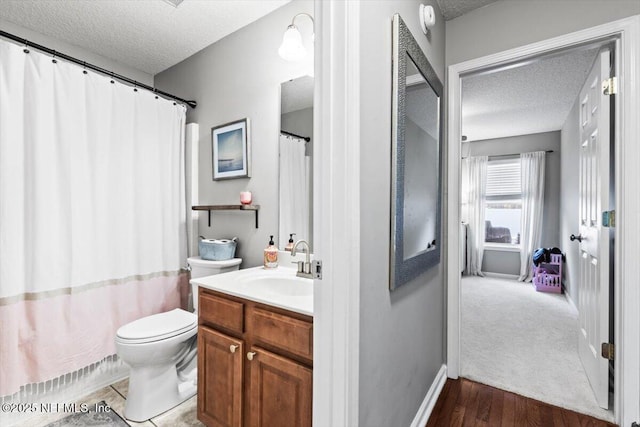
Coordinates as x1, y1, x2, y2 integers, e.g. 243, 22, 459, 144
212, 118, 251, 180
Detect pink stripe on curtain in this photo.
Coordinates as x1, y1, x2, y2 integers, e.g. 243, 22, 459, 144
0, 273, 189, 397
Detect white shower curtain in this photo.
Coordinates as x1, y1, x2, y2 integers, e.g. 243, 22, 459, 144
518, 151, 546, 281
0, 39, 187, 397
278, 134, 310, 248
466, 156, 488, 276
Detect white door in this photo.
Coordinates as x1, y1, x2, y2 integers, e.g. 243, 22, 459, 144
575, 47, 612, 409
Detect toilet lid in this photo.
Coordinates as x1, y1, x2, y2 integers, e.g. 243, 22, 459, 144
116, 308, 197, 342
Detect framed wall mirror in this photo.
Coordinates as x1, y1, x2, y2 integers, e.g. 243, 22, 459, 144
390, 14, 443, 290
279, 75, 314, 250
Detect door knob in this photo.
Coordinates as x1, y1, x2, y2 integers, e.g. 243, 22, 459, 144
570, 234, 583, 242
247, 351, 256, 361
229, 345, 238, 354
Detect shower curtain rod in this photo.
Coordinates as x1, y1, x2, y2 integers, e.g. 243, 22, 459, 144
0, 30, 197, 109
280, 130, 311, 142
462, 149, 553, 159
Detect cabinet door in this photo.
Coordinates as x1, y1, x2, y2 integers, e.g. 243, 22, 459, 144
198, 326, 243, 427
246, 347, 312, 427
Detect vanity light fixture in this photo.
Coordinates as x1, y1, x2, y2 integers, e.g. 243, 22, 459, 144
278, 13, 314, 61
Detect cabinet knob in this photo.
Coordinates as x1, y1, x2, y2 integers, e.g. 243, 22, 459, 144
247, 351, 257, 361
229, 345, 239, 354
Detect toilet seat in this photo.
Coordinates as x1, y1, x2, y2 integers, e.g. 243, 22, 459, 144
116, 308, 197, 344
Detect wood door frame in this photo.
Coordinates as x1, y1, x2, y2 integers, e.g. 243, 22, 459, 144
445, 16, 640, 426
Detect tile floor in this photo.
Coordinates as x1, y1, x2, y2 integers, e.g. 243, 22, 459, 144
22, 378, 203, 427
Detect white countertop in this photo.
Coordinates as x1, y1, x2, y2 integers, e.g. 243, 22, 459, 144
191, 265, 313, 317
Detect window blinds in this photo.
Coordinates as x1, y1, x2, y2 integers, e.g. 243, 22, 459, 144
486, 158, 521, 197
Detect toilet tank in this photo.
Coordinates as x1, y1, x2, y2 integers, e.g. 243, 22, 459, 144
187, 256, 242, 312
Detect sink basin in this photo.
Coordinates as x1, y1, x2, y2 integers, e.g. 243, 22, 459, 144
192, 266, 313, 316
241, 273, 312, 297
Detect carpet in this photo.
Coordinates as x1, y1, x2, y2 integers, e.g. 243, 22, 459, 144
460, 275, 614, 422
43, 401, 129, 427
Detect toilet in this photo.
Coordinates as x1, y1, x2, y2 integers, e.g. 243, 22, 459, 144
115, 256, 242, 422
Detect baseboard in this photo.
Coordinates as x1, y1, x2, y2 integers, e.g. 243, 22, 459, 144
564, 289, 578, 315
483, 272, 519, 281
410, 364, 447, 427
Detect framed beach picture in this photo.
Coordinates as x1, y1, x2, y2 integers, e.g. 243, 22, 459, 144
212, 118, 251, 180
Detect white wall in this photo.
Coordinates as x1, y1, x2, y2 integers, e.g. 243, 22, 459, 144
154, 0, 313, 267
464, 132, 561, 276
560, 99, 580, 303
445, 0, 640, 66
0, 19, 152, 85
358, 1, 446, 425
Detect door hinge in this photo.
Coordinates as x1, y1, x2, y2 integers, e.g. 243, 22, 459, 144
601, 342, 615, 360
602, 210, 616, 227
312, 260, 322, 280
602, 77, 617, 95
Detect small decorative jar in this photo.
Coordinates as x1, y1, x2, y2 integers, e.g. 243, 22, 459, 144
240, 191, 252, 205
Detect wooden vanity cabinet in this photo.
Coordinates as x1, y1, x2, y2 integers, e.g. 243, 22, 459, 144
197, 288, 313, 427
247, 346, 312, 427
197, 327, 243, 427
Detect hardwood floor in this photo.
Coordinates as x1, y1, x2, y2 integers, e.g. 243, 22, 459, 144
426, 378, 617, 427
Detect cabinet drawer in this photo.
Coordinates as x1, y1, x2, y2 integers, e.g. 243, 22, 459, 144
250, 307, 313, 361
199, 291, 244, 334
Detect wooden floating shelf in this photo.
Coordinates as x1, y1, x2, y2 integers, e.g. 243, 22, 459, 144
192, 205, 260, 228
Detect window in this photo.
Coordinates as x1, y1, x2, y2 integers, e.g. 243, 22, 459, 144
485, 158, 521, 245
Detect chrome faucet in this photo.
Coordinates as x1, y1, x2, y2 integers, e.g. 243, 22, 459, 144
291, 240, 313, 279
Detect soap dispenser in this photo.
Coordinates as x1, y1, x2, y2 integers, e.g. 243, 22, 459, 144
284, 233, 296, 252
264, 235, 278, 269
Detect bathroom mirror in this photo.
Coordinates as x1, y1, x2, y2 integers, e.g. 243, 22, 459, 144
279, 75, 314, 250
390, 14, 443, 290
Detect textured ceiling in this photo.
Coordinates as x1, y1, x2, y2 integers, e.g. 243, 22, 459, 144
462, 48, 599, 142
0, 0, 498, 76
0, 0, 290, 75
436, 0, 499, 20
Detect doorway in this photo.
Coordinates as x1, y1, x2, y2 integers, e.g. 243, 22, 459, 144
445, 16, 640, 427
458, 43, 613, 421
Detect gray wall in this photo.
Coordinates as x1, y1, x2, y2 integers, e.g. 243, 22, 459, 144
281, 107, 313, 157
482, 251, 521, 276
0, 19, 153, 85
358, 1, 446, 425
404, 121, 438, 257
445, 0, 640, 66
560, 99, 580, 303
281, 107, 313, 143
465, 131, 561, 276
154, 1, 314, 267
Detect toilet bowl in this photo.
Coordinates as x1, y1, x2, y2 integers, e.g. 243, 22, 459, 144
115, 309, 198, 421
115, 257, 242, 422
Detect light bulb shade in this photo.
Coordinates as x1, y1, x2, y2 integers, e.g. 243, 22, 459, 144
278, 25, 306, 61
